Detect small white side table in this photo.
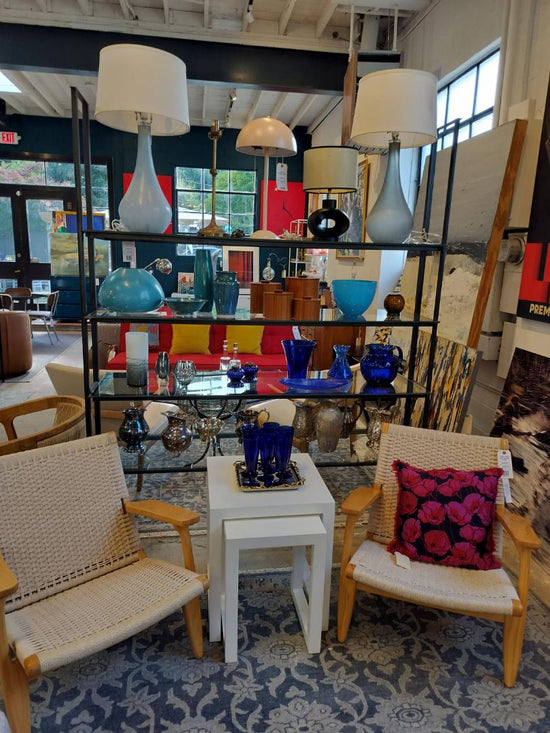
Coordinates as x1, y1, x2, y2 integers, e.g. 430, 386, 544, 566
207, 453, 335, 644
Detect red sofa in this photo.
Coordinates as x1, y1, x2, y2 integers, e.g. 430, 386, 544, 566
107, 319, 294, 371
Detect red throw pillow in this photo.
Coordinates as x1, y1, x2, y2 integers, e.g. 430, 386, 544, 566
261, 325, 295, 354
388, 460, 503, 570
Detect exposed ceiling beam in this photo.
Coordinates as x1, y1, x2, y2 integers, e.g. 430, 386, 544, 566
162, 0, 171, 25
308, 96, 342, 134
316, 0, 337, 38
2, 70, 59, 116
279, 0, 297, 36
35, 0, 53, 12
246, 90, 263, 123
203, 0, 210, 28
288, 94, 318, 130
270, 92, 288, 119
76, 0, 92, 16
119, 0, 138, 22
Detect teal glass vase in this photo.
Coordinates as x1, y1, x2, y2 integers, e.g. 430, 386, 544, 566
193, 248, 214, 312
214, 271, 240, 316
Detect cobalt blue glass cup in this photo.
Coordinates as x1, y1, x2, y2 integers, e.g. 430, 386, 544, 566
281, 339, 316, 380
241, 423, 260, 485
259, 421, 280, 485
274, 425, 294, 483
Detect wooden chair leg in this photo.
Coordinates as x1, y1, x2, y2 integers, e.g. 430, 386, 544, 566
0, 654, 31, 733
337, 573, 357, 643
183, 597, 204, 659
502, 614, 526, 687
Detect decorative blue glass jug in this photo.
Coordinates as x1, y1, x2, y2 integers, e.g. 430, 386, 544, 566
360, 343, 404, 385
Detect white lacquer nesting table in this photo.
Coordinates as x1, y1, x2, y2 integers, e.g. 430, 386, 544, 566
206, 453, 335, 647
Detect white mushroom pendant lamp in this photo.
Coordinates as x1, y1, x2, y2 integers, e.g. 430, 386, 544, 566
236, 117, 297, 239
95, 43, 190, 233
350, 68, 437, 243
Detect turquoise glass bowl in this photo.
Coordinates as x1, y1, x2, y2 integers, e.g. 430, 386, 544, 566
98, 268, 165, 313
332, 279, 377, 318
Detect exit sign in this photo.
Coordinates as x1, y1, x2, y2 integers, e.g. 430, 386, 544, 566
1, 131, 20, 145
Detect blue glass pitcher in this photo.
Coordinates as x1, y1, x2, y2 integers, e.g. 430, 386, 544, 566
360, 343, 404, 385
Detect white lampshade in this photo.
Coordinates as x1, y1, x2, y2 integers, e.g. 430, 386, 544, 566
236, 117, 297, 238
95, 43, 190, 135
236, 117, 297, 156
303, 146, 358, 193
350, 68, 437, 149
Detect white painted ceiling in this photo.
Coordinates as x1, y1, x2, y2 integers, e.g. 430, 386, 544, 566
0, 0, 431, 131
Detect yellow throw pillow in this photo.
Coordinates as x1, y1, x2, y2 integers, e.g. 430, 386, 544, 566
226, 325, 264, 355
170, 324, 211, 354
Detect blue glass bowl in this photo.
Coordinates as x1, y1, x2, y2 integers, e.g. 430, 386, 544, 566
332, 279, 377, 318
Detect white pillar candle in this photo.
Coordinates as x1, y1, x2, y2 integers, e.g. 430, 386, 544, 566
125, 331, 149, 387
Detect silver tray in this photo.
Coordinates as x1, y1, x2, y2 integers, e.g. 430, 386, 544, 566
234, 460, 305, 492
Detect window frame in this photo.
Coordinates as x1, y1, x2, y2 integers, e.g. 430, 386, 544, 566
174, 165, 256, 239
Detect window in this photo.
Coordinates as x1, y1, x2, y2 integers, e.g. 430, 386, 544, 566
0, 159, 110, 218
175, 167, 256, 243
420, 49, 500, 177
437, 49, 500, 148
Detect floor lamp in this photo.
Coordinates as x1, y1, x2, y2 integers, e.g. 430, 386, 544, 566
350, 69, 437, 243
236, 117, 297, 239
95, 43, 190, 233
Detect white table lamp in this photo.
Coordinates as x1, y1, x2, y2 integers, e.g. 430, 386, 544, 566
303, 146, 358, 241
236, 116, 297, 239
95, 43, 190, 233
350, 68, 437, 243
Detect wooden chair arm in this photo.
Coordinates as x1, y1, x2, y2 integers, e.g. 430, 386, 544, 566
123, 499, 200, 528
341, 485, 382, 515
123, 499, 200, 572
339, 484, 382, 578
0, 554, 18, 598
496, 506, 540, 550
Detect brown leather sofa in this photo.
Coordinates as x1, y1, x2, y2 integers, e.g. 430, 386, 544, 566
0, 310, 33, 379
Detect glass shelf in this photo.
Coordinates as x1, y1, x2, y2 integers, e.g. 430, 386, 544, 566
93, 370, 426, 403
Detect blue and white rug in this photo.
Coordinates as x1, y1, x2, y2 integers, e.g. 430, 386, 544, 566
7, 572, 550, 732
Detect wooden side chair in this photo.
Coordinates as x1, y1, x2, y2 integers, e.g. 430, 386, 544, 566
337, 422, 539, 687
0, 395, 86, 456
0, 432, 209, 732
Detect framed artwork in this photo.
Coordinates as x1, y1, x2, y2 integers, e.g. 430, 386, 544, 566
222, 245, 259, 292
339, 159, 369, 251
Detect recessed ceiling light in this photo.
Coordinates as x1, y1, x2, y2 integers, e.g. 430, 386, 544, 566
0, 72, 21, 94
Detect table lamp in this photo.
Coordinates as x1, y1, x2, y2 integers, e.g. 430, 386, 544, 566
350, 68, 437, 243
303, 146, 358, 241
95, 43, 190, 233
236, 116, 297, 239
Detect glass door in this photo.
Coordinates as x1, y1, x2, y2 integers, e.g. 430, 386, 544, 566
0, 184, 75, 290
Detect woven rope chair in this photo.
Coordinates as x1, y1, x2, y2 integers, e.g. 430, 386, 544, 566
0, 432, 208, 732
337, 422, 539, 687
0, 395, 86, 456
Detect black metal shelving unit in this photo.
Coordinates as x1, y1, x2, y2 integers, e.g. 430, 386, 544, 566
71, 86, 452, 475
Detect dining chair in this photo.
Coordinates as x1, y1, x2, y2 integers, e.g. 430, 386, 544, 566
0, 294, 13, 310
28, 290, 60, 344
4, 288, 32, 311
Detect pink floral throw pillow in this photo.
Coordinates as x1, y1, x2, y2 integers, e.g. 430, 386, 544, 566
388, 460, 504, 570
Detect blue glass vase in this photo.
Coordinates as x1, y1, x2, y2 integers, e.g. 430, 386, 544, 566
328, 344, 352, 380
281, 339, 316, 379
214, 271, 240, 317
193, 248, 214, 312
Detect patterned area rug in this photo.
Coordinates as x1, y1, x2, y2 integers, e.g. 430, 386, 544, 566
8, 571, 550, 732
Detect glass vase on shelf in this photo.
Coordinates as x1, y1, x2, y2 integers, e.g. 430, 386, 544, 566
229, 342, 241, 369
